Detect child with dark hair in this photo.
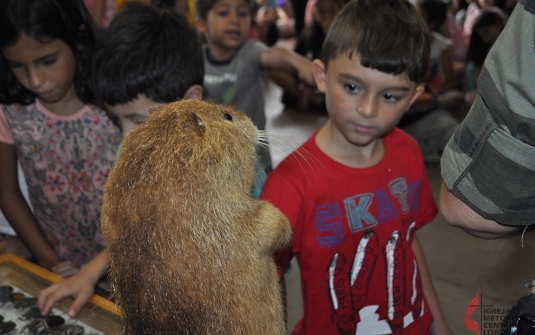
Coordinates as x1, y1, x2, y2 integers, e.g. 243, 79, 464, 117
0, 0, 120, 276
463, 0, 508, 43
37, 1, 204, 318
261, 0, 452, 333
273, 0, 346, 111
195, 0, 314, 172
295, 0, 345, 60
418, 0, 464, 113
92, 1, 204, 136
463, 10, 505, 107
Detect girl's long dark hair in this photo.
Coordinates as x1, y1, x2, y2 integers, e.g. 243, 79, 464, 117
0, 0, 99, 105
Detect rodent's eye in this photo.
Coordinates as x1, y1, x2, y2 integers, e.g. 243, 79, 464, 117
222, 113, 233, 121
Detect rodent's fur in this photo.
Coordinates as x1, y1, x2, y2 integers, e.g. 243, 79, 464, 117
101, 100, 292, 335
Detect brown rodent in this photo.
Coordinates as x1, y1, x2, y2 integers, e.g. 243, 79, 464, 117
101, 99, 292, 335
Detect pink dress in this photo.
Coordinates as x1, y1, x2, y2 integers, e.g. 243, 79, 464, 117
0, 100, 121, 266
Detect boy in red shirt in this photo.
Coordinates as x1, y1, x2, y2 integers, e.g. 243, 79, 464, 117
261, 0, 452, 334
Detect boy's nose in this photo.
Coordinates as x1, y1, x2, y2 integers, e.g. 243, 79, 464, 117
356, 96, 378, 118
229, 11, 240, 23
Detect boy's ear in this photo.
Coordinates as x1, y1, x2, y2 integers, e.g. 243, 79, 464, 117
312, 59, 327, 93
194, 17, 207, 34
409, 84, 426, 106
183, 85, 203, 101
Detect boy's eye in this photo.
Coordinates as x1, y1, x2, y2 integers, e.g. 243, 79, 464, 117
344, 84, 358, 93
383, 93, 401, 102
238, 10, 249, 18
217, 10, 229, 16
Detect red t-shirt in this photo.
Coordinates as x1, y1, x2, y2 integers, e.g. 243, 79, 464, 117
261, 128, 437, 335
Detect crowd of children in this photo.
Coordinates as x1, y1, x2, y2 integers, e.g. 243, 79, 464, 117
0, 0, 513, 333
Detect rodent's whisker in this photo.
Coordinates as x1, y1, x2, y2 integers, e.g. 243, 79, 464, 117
263, 131, 327, 183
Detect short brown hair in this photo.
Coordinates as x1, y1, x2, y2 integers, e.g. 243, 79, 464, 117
322, 0, 430, 83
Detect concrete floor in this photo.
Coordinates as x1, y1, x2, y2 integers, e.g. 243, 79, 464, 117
263, 80, 535, 335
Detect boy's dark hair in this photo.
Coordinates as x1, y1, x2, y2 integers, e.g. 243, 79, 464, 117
92, 2, 204, 105
419, 0, 448, 30
0, 0, 99, 105
322, 0, 430, 83
196, 0, 253, 20
151, 0, 178, 8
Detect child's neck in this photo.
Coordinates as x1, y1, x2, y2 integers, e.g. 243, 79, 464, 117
38, 86, 85, 116
206, 41, 241, 63
315, 121, 385, 168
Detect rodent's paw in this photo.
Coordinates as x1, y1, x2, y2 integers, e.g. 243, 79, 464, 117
255, 201, 293, 251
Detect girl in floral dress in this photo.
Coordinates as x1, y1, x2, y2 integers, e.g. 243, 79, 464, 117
0, 0, 120, 277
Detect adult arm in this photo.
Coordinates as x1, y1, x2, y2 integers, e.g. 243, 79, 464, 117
258, 46, 315, 87
0, 142, 62, 270
38, 249, 109, 317
440, 0, 535, 233
439, 183, 524, 239
412, 236, 453, 335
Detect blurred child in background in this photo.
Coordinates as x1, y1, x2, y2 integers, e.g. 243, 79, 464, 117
464, 10, 505, 106
418, 0, 464, 114
195, 0, 315, 172
463, 0, 507, 43
272, 0, 346, 111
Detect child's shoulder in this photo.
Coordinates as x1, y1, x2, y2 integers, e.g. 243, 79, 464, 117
386, 127, 426, 165
1, 101, 42, 122
388, 127, 418, 145
236, 39, 268, 61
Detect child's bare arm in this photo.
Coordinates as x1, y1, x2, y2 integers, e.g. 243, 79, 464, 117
258, 46, 315, 87
0, 142, 62, 270
91, 0, 108, 28
412, 235, 453, 335
38, 249, 109, 317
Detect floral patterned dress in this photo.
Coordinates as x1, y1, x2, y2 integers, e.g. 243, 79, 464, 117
0, 100, 121, 266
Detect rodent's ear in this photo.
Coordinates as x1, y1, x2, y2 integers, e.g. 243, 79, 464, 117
191, 112, 206, 137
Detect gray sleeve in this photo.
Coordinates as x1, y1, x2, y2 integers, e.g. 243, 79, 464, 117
242, 40, 270, 77
440, 0, 535, 225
